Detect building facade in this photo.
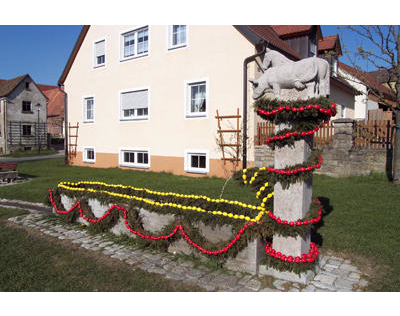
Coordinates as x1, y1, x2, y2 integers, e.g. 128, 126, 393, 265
0, 75, 48, 154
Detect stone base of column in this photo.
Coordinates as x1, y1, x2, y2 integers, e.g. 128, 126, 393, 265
258, 262, 319, 284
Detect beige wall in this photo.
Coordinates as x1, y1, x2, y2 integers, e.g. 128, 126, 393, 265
330, 83, 355, 119
65, 25, 257, 177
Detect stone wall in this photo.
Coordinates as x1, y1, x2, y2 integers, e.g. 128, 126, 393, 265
254, 118, 391, 177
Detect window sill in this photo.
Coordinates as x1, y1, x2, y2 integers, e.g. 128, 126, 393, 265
22, 111, 33, 114
185, 169, 208, 174
120, 54, 148, 62
168, 44, 187, 51
120, 163, 150, 169
83, 160, 95, 164
93, 64, 105, 69
120, 117, 149, 122
83, 120, 94, 124
185, 113, 207, 119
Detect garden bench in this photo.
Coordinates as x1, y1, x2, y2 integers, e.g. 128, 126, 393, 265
0, 162, 18, 183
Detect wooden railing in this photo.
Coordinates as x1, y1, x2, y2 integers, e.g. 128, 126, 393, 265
355, 120, 395, 149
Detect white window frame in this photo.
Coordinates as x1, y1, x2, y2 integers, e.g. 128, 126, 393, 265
167, 25, 188, 50
93, 38, 106, 68
119, 87, 150, 121
119, 148, 150, 169
120, 26, 150, 62
83, 146, 96, 163
184, 149, 209, 174
82, 95, 95, 123
184, 78, 209, 119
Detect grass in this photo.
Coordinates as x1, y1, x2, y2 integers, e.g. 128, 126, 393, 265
1, 148, 58, 158
0, 207, 201, 291
1, 158, 399, 291
313, 173, 400, 291
0, 158, 258, 204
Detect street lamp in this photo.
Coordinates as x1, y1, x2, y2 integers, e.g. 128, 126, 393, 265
35, 103, 41, 154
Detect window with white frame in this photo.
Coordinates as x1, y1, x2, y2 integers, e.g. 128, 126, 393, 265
185, 80, 208, 118
184, 150, 209, 174
120, 149, 150, 168
94, 40, 105, 67
120, 89, 149, 120
168, 25, 187, 49
83, 97, 94, 122
83, 147, 95, 163
340, 105, 346, 118
121, 27, 149, 60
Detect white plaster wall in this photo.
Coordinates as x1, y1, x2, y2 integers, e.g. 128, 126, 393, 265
330, 83, 355, 119
64, 25, 256, 162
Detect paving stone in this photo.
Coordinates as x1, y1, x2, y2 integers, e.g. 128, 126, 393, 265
10, 212, 372, 293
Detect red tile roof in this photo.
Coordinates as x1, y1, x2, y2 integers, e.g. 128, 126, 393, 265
37, 84, 65, 118
270, 25, 312, 38
318, 35, 342, 56
246, 25, 302, 60
339, 61, 395, 100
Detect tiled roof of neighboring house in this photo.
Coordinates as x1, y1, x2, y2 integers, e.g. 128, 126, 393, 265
339, 61, 395, 100
0, 74, 28, 97
245, 25, 302, 60
367, 68, 395, 84
318, 35, 342, 56
38, 84, 65, 118
270, 25, 312, 38
0, 75, 63, 115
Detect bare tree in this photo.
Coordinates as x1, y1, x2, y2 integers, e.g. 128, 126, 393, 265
340, 25, 400, 184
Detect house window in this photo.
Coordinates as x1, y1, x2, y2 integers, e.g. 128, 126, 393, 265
83, 147, 95, 163
120, 89, 149, 120
83, 97, 94, 123
185, 80, 208, 118
309, 41, 317, 57
25, 82, 30, 90
22, 101, 32, 112
121, 27, 149, 60
94, 39, 106, 67
22, 125, 32, 136
120, 149, 150, 168
168, 25, 187, 49
184, 150, 209, 174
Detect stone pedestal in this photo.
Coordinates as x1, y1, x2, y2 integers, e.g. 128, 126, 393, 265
261, 123, 314, 284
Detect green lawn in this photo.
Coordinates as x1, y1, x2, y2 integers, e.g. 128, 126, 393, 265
0, 207, 200, 291
1, 158, 399, 291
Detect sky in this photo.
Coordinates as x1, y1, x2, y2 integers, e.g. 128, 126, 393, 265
0, 24, 387, 87
0, 25, 82, 86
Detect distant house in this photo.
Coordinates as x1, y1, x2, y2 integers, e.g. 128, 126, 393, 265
38, 84, 65, 137
0, 74, 48, 154
58, 25, 358, 177
338, 62, 396, 120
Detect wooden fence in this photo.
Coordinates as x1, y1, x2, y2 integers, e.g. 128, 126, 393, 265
355, 120, 395, 149
256, 119, 396, 150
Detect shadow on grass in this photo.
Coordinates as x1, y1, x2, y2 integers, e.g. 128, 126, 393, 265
311, 196, 333, 248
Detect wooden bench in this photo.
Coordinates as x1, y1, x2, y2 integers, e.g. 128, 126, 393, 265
0, 162, 18, 183
0, 162, 18, 171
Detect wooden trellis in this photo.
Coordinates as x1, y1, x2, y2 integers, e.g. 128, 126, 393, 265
68, 122, 79, 161
215, 108, 241, 166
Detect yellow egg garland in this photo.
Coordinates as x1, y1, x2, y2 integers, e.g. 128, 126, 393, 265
57, 181, 269, 223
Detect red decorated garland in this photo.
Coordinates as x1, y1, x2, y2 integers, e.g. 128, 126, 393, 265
49, 189, 322, 261
265, 242, 319, 264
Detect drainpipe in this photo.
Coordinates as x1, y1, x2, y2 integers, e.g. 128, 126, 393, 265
242, 41, 268, 169
58, 85, 68, 164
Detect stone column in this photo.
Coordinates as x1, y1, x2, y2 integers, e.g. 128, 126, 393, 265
258, 92, 319, 283
260, 123, 315, 283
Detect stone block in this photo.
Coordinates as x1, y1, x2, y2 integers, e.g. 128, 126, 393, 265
259, 265, 315, 284
196, 222, 233, 243
139, 208, 175, 234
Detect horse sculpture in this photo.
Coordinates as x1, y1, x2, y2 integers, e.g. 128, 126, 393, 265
250, 49, 330, 99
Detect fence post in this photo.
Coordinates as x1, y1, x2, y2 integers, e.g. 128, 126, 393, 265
333, 118, 354, 151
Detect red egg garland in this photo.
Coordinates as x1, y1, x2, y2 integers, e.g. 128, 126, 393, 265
268, 198, 323, 227
256, 103, 336, 118
265, 241, 319, 264
48, 189, 253, 256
